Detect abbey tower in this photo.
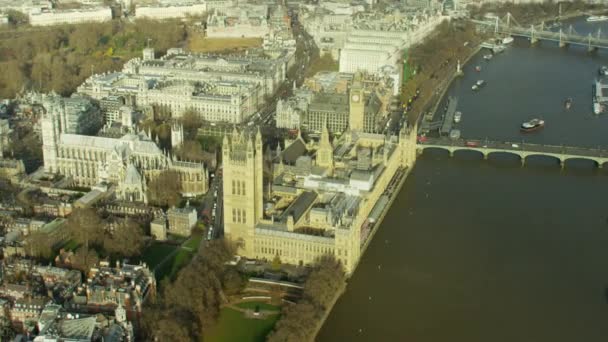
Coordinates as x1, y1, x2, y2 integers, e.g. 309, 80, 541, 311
222, 128, 264, 256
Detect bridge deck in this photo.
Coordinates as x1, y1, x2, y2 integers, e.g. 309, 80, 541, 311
473, 19, 608, 49
418, 137, 607, 160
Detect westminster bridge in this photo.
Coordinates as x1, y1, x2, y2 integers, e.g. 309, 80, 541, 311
417, 137, 608, 168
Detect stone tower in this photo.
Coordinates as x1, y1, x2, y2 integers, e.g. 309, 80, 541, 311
316, 123, 333, 173
171, 121, 184, 149
143, 48, 155, 61
399, 121, 417, 168
222, 127, 263, 256
41, 101, 61, 173
349, 82, 365, 132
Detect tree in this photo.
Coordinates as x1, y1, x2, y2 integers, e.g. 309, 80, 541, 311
141, 306, 194, 342
72, 248, 100, 273
267, 255, 346, 341
272, 254, 282, 271
267, 302, 318, 342
24, 232, 53, 259
102, 218, 146, 257
180, 110, 202, 140
66, 208, 103, 266
0, 317, 14, 341
175, 140, 205, 162
141, 239, 237, 339
147, 170, 181, 207
0, 60, 26, 99
305, 53, 338, 77
303, 255, 345, 310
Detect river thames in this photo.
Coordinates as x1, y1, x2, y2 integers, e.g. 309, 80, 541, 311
319, 18, 608, 342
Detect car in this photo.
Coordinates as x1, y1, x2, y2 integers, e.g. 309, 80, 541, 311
465, 141, 479, 147
511, 143, 520, 148
417, 135, 428, 143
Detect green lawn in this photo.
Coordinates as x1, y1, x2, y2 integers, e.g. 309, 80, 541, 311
153, 235, 204, 281
169, 248, 193, 277
60, 239, 80, 252
205, 308, 280, 342
183, 234, 203, 250
141, 243, 178, 269
236, 301, 280, 312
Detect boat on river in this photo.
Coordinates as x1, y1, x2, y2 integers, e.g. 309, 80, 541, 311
475, 65, 481, 72
493, 45, 506, 54
594, 102, 602, 115
454, 111, 462, 123
587, 15, 608, 22
472, 80, 485, 91
483, 54, 493, 60
502, 36, 514, 44
520, 118, 545, 132
564, 98, 572, 110
599, 66, 608, 76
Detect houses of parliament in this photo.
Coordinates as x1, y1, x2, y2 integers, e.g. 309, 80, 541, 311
222, 122, 417, 274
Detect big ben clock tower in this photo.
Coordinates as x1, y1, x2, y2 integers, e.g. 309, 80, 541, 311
349, 85, 365, 131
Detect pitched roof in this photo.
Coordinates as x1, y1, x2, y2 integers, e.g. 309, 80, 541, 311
279, 191, 317, 223
58, 316, 96, 340
280, 138, 307, 165
124, 163, 142, 185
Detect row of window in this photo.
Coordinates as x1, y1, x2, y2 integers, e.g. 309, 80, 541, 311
256, 239, 334, 254
253, 246, 348, 267
232, 180, 247, 196
232, 208, 247, 224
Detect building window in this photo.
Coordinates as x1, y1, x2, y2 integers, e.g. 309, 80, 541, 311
242, 210, 246, 224
232, 180, 236, 195
241, 181, 246, 196
232, 208, 236, 223
237, 209, 241, 223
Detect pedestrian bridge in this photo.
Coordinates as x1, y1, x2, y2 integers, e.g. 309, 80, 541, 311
417, 137, 608, 168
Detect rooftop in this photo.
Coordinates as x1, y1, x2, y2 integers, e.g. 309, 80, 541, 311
278, 191, 317, 223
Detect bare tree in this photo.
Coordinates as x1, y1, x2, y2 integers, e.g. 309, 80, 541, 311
147, 170, 181, 207
66, 208, 103, 266
102, 218, 146, 257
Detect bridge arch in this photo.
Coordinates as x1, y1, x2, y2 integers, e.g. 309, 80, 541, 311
523, 153, 563, 165
452, 148, 485, 159
486, 150, 523, 161
417, 146, 452, 157
562, 157, 601, 168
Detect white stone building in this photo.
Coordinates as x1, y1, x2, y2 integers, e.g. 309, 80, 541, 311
28, 6, 112, 26
77, 48, 289, 123
0, 0, 52, 14
135, 1, 207, 20
206, 8, 270, 38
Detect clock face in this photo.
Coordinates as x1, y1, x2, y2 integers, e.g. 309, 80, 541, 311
351, 94, 360, 102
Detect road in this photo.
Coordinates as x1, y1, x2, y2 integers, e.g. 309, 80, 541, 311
195, 13, 316, 241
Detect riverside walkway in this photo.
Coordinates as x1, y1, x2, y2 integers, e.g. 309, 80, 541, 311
417, 137, 608, 168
